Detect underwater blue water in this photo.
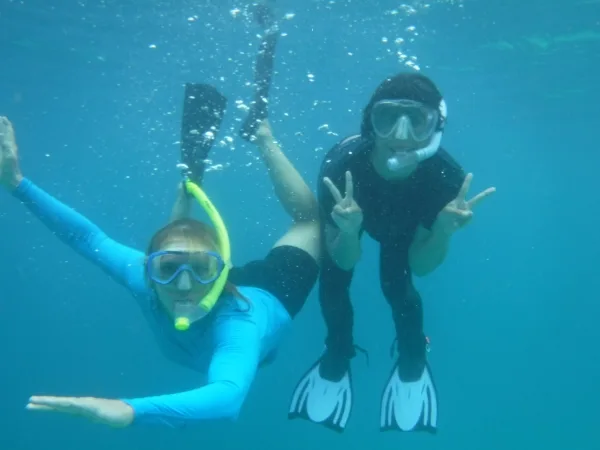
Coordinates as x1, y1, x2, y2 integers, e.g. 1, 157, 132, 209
1, 0, 599, 449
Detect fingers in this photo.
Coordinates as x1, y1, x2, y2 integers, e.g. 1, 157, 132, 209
27, 396, 89, 418
445, 206, 473, 219
324, 172, 354, 207
467, 187, 496, 209
333, 202, 360, 216
344, 171, 354, 201
459, 210, 473, 220
323, 177, 343, 204
332, 204, 347, 216
456, 173, 473, 202
331, 205, 356, 229
28, 396, 75, 409
26, 404, 55, 412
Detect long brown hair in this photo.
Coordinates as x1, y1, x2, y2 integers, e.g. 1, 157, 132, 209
146, 219, 250, 307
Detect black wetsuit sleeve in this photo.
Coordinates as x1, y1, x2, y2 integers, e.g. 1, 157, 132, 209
421, 148, 466, 229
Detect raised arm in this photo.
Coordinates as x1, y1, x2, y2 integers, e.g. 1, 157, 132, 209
408, 155, 494, 277
0, 117, 146, 294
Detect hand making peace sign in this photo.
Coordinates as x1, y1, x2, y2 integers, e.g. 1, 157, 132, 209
323, 171, 364, 234
435, 173, 496, 235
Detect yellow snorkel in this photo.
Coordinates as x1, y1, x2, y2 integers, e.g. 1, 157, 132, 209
173, 164, 231, 331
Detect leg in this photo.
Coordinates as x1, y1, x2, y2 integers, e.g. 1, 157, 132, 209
255, 122, 318, 223
288, 163, 358, 432
255, 122, 320, 262
319, 250, 357, 365
379, 239, 426, 381
288, 223, 356, 432
378, 238, 438, 433
170, 182, 192, 222
239, 3, 279, 140
273, 221, 320, 264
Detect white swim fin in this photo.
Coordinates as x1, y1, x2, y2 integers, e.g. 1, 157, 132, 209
288, 357, 353, 432
380, 361, 438, 433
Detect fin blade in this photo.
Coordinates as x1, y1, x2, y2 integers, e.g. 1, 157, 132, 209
289, 358, 353, 432
380, 361, 438, 433
180, 83, 227, 184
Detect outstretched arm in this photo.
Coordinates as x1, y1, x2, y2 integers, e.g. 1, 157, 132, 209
12, 179, 147, 294
25, 311, 262, 428
123, 312, 261, 426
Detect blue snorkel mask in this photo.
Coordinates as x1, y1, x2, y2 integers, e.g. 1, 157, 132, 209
146, 250, 225, 286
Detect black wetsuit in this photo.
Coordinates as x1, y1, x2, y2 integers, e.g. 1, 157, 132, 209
318, 135, 465, 381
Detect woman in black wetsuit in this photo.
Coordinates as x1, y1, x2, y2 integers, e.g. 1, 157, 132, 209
289, 72, 495, 433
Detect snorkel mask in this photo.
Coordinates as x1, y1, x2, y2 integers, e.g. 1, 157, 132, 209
370, 98, 447, 172
148, 163, 231, 331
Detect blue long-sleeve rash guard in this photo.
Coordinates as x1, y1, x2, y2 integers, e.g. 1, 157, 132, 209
13, 178, 292, 427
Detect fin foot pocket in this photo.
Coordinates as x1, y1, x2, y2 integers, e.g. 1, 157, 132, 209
380, 361, 438, 433
289, 358, 353, 432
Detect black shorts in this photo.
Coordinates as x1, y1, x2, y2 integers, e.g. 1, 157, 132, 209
228, 245, 319, 318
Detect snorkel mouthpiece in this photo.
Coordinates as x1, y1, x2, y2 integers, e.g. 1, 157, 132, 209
175, 317, 191, 331
387, 157, 400, 171
386, 152, 418, 172
386, 130, 444, 173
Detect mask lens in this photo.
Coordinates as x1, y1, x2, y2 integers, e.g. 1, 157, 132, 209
154, 252, 187, 282
149, 251, 223, 285
371, 100, 438, 141
371, 102, 402, 137
407, 108, 436, 140
188, 252, 221, 282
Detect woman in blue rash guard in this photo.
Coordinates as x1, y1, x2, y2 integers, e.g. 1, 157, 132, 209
0, 114, 320, 428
